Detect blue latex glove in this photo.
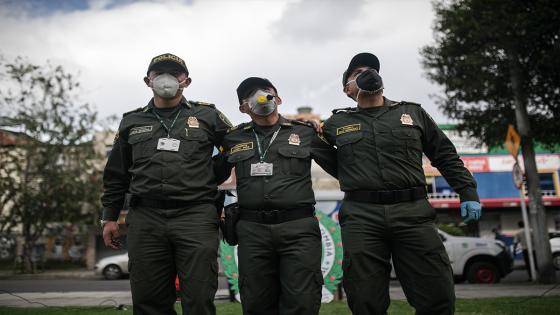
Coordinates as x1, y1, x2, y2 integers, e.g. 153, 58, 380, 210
460, 201, 482, 223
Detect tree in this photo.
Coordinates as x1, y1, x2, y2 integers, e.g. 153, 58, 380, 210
0, 56, 103, 273
421, 0, 559, 283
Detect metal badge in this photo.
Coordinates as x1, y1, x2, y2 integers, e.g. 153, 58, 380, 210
187, 116, 200, 128
400, 114, 414, 125
288, 133, 301, 146
156, 138, 180, 152
250, 162, 273, 176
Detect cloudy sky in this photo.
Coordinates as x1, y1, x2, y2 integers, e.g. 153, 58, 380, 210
0, 0, 445, 125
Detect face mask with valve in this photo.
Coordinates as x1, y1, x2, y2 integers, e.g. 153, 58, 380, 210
247, 89, 277, 116
150, 73, 186, 99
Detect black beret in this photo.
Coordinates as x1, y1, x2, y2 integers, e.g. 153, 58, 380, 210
236, 77, 278, 104
342, 52, 380, 86
147, 53, 188, 76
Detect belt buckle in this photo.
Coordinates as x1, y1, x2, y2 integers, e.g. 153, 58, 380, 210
260, 210, 279, 224
378, 190, 395, 204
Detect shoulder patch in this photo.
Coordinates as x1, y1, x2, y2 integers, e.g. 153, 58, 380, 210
190, 100, 216, 108
396, 101, 421, 107
317, 133, 330, 145
227, 122, 249, 133
122, 107, 143, 117
331, 107, 356, 114
290, 119, 314, 128
218, 110, 233, 127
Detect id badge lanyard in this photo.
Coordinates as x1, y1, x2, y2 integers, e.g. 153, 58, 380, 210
253, 127, 281, 162
250, 126, 281, 176
153, 109, 183, 152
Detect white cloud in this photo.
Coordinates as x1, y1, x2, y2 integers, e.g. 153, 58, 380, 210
0, 0, 446, 126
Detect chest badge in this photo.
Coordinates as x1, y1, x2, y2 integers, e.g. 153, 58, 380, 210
400, 114, 413, 126
288, 133, 301, 146
187, 116, 200, 128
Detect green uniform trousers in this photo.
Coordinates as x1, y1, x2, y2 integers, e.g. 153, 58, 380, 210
340, 198, 455, 315
236, 216, 324, 315
126, 203, 219, 315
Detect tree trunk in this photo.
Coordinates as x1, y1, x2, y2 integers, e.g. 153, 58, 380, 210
509, 56, 556, 284
22, 223, 35, 274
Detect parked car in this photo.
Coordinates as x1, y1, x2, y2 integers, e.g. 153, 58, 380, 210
94, 253, 129, 280
390, 230, 513, 284
551, 237, 560, 270
441, 230, 513, 283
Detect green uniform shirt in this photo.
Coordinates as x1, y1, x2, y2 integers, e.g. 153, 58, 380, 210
218, 116, 337, 210
322, 97, 479, 202
101, 97, 232, 220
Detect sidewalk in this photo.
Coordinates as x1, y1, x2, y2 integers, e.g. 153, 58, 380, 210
1, 284, 559, 307
0, 289, 231, 307
0, 269, 95, 280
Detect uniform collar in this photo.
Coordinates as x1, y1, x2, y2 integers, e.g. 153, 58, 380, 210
248, 115, 292, 129
356, 96, 394, 112
143, 96, 191, 112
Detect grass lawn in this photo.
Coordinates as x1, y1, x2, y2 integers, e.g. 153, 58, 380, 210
0, 297, 559, 315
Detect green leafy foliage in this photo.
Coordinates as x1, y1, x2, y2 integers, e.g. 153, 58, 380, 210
421, 0, 560, 148
0, 56, 102, 272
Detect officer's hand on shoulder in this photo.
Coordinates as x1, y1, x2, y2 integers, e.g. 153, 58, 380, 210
102, 221, 122, 250
460, 201, 482, 223
294, 119, 322, 133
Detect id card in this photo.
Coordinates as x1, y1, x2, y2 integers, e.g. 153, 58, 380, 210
250, 162, 273, 176
157, 138, 180, 152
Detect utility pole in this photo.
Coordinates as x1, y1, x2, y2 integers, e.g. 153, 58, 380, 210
509, 57, 556, 283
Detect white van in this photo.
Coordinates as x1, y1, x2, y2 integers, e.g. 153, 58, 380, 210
438, 230, 512, 283
314, 193, 513, 284
551, 237, 560, 270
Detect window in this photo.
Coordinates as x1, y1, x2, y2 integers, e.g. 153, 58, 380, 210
539, 173, 556, 196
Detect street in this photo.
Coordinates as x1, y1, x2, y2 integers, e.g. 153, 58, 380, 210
0, 270, 558, 294
0, 270, 560, 293
0, 277, 231, 293
1, 271, 560, 307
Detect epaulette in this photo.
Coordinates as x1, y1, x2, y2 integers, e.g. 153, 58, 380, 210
331, 107, 356, 114
227, 122, 249, 133
394, 100, 421, 107
122, 107, 143, 117
190, 100, 216, 108
289, 119, 314, 128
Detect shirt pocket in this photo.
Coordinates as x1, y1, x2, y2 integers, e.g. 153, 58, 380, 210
227, 150, 255, 179
391, 127, 422, 161
335, 131, 364, 165
128, 132, 155, 162
180, 128, 209, 159
277, 146, 311, 176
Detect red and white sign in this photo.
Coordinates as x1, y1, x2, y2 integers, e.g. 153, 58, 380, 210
423, 154, 560, 174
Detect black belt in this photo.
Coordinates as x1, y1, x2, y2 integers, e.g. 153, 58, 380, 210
239, 205, 315, 224
131, 196, 205, 209
344, 187, 427, 204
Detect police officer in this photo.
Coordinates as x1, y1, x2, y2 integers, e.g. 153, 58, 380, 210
322, 53, 482, 315
101, 53, 232, 315
215, 77, 337, 315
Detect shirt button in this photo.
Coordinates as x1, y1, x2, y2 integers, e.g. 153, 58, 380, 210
162, 179, 168, 183
264, 178, 269, 183
264, 194, 271, 199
